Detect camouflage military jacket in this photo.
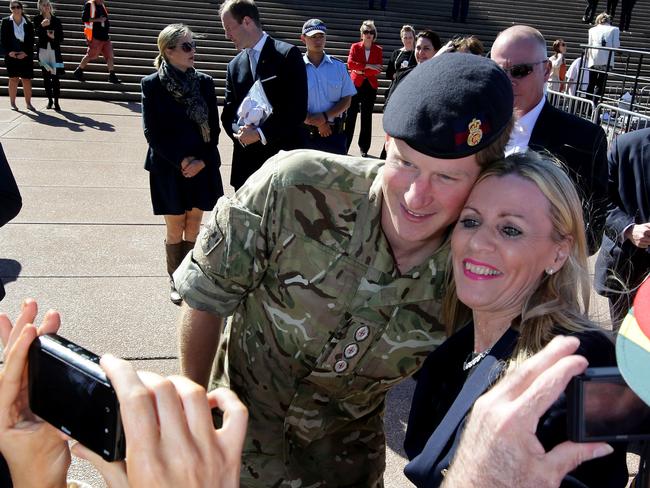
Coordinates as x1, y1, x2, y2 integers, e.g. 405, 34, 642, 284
175, 150, 449, 487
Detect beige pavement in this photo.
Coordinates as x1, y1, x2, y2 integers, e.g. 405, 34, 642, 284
0, 97, 620, 486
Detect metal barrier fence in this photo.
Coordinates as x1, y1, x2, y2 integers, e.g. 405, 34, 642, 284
547, 89, 596, 120
592, 103, 650, 144
548, 90, 650, 144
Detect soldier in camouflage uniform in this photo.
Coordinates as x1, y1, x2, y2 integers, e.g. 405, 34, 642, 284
174, 54, 514, 487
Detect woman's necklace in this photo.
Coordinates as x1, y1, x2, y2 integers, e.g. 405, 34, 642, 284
462, 346, 493, 371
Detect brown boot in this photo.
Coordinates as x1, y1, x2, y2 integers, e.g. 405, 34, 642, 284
165, 241, 185, 305
182, 240, 195, 258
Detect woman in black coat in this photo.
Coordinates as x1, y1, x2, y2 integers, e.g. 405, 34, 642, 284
33, 0, 64, 110
141, 23, 223, 305
1, 0, 34, 110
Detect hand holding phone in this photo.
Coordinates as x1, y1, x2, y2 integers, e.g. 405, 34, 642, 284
0, 300, 71, 488
72, 355, 249, 488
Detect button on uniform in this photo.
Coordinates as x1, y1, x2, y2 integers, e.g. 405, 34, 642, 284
344, 343, 359, 359
355, 325, 369, 341
334, 360, 348, 373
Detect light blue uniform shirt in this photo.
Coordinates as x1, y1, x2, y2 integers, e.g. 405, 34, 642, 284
303, 52, 356, 121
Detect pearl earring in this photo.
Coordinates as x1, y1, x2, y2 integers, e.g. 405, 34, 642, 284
546, 268, 554, 275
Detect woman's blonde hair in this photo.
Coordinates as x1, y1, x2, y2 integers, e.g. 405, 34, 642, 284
595, 12, 611, 24
37, 0, 54, 14
552, 39, 565, 54
154, 23, 194, 69
360, 20, 377, 41
443, 152, 603, 366
400, 24, 415, 40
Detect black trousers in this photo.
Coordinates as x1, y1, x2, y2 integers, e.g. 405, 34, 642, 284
452, 0, 469, 21
345, 79, 376, 154
619, 0, 636, 30
607, 0, 618, 17
586, 67, 607, 102
584, 0, 599, 22
41, 68, 60, 102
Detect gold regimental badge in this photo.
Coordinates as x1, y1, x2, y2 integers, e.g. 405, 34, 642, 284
467, 118, 483, 147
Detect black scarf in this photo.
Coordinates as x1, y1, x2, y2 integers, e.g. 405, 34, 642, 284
158, 60, 210, 143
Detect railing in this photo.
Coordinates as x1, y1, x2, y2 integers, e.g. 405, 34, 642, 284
547, 89, 596, 120
592, 103, 650, 144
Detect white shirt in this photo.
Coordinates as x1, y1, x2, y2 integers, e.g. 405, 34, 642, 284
587, 24, 620, 68
566, 57, 589, 96
247, 32, 268, 78
11, 15, 25, 43
505, 96, 546, 156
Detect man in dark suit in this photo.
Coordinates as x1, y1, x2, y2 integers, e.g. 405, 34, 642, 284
491, 25, 608, 254
595, 128, 650, 328
219, 0, 307, 190
0, 142, 22, 302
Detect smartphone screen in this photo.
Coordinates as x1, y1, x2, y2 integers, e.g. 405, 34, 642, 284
28, 335, 125, 461
569, 367, 650, 442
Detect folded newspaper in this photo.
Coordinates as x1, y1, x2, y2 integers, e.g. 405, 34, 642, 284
233, 79, 274, 132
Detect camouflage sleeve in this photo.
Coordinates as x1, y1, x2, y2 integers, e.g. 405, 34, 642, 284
174, 161, 278, 316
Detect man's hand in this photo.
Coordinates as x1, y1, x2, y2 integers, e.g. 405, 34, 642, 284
0, 300, 70, 488
443, 336, 614, 488
626, 223, 650, 248
235, 125, 261, 147
304, 113, 327, 127
318, 124, 332, 137
74, 356, 248, 488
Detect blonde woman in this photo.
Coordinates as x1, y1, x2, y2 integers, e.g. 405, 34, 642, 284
33, 0, 64, 109
141, 24, 223, 305
345, 19, 382, 157
405, 153, 628, 487
385, 25, 415, 82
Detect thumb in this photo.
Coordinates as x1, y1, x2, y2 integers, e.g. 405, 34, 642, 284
544, 441, 614, 482
71, 442, 129, 488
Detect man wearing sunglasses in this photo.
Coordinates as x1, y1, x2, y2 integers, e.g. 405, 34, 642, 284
219, 0, 307, 190
491, 25, 608, 255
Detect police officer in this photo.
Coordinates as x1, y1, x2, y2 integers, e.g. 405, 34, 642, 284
174, 54, 514, 487
300, 19, 356, 155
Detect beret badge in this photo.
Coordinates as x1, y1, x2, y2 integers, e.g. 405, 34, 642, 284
467, 118, 483, 147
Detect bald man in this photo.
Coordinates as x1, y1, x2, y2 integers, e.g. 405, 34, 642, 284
491, 25, 608, 254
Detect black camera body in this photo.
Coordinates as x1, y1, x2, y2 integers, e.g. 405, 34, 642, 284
567, 366, 650, 443
28, 334, 126, 461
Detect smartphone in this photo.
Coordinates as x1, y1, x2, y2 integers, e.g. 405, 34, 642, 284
567, 366, 650, 442
28, 334, 126, 461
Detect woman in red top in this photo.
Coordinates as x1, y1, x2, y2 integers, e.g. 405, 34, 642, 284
345, 20, 382, 157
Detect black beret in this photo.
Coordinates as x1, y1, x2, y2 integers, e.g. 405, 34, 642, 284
383, 53, 514, 159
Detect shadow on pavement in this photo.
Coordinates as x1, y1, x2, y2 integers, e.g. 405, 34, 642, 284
22, 110, 115, 132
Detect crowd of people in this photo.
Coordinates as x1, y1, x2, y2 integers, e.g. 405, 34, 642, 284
1, 0, 650, 487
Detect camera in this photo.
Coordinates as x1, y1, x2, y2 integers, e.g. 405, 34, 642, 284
28, 334, 126, 461
567, 367, 650, 442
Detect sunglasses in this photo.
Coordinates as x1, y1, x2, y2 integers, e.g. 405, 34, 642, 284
10, 4, 22, 9
176, 41, 196, 53
500, 60, 547, 79
362, 30, 375, 35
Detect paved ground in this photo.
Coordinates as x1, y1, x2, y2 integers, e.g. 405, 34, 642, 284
0, 97, 630, 486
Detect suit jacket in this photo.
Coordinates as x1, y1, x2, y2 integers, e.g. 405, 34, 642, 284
0, 143, 21, 228
1, 16, 34, 58
529, 101, 608, 254
221, 35, 307, 189
141, 70, 221, 173
595, 128, 650, 297
347, 41, 383, 89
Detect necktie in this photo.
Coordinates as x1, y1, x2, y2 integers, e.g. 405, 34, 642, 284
248, 48, 258, 79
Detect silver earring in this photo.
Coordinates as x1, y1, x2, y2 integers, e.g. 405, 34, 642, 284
546, 268, 554, 275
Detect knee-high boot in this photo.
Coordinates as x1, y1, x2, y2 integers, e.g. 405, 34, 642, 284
165, 241, 185, 305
